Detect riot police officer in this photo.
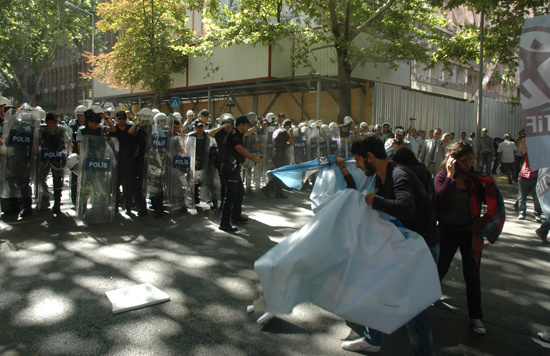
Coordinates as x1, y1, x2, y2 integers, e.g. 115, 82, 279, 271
38, 113, 70, 214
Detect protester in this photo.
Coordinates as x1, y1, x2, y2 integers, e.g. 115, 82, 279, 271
434, 142, 503, 335
497, 134, 517, 184
516, 137, 542, 222
419, 128, 445, 177
478, 128, 495, 176
338, 133, 439, 355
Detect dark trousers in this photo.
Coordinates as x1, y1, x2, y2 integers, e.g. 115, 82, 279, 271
220, 164, 243, 226
70, 172, 78, 205
438, 223, 482, 320
116, 157, 136, 211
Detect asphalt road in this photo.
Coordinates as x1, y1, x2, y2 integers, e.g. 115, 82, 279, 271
1, 175, 550, 356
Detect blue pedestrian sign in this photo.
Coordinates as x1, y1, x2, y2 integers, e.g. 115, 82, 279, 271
170, 97, 180, 108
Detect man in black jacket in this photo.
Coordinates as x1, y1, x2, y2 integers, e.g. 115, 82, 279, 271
218, 116, 262, 232
340, 133, 439, 356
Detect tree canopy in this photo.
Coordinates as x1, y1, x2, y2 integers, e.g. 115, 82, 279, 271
0, 0, 94, 105
191, 0, 447, 121
86, 0, 196, 107
433, 0, 550, 100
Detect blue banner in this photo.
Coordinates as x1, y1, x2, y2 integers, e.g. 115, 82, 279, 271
85, 158, 111, 172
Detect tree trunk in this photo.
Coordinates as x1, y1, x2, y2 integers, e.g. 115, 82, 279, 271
336, 49, 352, 124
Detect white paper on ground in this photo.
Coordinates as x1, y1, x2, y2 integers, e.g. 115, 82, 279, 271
105, 283, 170, 314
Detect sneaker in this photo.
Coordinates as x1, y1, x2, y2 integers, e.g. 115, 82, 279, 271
341, 338, 380, 353
471, 319, 486, 335
518, 214, 525, 220
536, 228, 549, 243
538, 330, 550, 342
536, 216, 542, 223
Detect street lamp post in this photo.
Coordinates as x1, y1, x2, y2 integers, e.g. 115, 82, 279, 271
65, 1, 95, 104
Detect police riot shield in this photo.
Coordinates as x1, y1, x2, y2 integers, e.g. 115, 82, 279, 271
76, 135, 119, 223
36, 125, 71, 210
0, 108, 40, 200
244, 130, 266, 191
294, 126, 309, 165
145, 116, 174, 201
307, 127, 319, 161
167, 134, 195, 213
329, 125, 341, 156
264, 126, 276, 172
195, 136, 221, 205
340, 136, 351, 158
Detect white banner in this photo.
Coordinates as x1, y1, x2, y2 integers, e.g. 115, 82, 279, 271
519, 14, 550, 170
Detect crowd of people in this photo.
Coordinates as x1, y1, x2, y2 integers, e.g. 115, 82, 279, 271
1, 95, 549, 351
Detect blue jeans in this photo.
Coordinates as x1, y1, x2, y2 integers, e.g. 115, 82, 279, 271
363, 244, 439, 356
479, 152, 493, 176
518, 176, 542, 217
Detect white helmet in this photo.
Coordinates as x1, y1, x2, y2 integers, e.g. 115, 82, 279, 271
300, 126, 308, 134
66, 153, 79, 171
308, 119, 315, 126
321, 124, 329, 134
90, 105, 104, 114
186, 110, 195, 118
154, 112, 168, 126
0, 96, 11, 107
152, 108, 160, 114
328, 122, 338, 130
248, 112, 257, 122
265, 112, 276, 124
137, 108, 154, 123
104, 106, 114, 113
360, 122, 368, 130
343, 116, 353, 125
74, 105, 87, 118
34, 106, 46, 121
18, 103, 33, 111
315, 120, 323, 128
220, 112, 235, 124
173, 112, 182, 120
309, 121, 317, 129
368, 124, 375, 131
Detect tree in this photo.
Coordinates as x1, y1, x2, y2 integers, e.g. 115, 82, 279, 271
432, 0, 550, 102
0, 0, 93, 105
86, 0, 196, 107
192, 0, 447, 122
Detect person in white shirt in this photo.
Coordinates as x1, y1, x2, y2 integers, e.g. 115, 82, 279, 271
406, 118, 420, 157
497, 133, 517, 184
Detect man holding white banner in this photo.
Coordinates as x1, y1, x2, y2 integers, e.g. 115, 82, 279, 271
340, 133, 439, 356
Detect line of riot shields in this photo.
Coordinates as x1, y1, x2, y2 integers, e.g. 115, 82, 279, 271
243, 121, 352, 192
1, 107, 353, 223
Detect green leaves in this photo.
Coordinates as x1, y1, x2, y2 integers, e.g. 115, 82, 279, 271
87, 0, 196, 103
0, 0, 93, 103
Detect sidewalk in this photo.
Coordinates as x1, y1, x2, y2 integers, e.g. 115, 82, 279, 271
1, 175, 549, 355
